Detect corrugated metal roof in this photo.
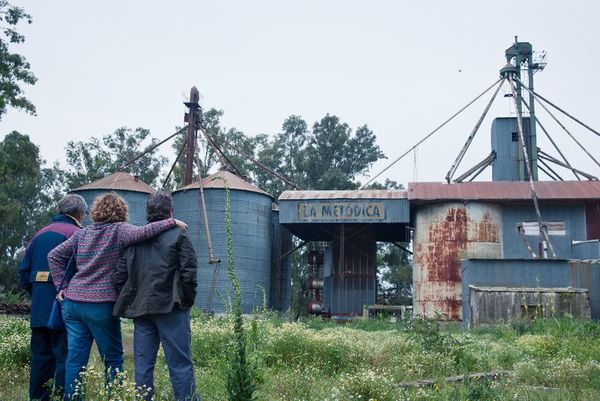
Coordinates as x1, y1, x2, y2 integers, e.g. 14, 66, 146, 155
71, 172, 154, 194
175, 170, 271, 197
279, 190, 408, 200
408, 181, 600, 202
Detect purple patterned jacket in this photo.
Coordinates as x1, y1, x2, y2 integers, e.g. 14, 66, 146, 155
48, 218, 176, 303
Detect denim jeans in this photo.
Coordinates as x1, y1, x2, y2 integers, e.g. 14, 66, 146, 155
61, 300, 124, 400
134, 308, 199, 401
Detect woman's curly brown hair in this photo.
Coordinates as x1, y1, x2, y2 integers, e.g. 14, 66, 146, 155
90, 192, 128, 223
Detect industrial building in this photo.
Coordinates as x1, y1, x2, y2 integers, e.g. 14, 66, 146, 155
69, 38, 600, 325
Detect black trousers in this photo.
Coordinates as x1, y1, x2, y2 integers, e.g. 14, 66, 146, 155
30, 327, 67, 401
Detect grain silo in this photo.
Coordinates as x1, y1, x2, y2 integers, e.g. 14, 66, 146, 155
172, 170, 273, 314
70, 172, 154, 226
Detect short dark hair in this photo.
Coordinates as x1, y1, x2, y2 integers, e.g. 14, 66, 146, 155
146, 190, 173, 222
57, 194, 88, 216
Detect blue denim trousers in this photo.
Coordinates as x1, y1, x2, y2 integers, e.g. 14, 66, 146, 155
61, 300, 124, 400
134, 308, 199, 401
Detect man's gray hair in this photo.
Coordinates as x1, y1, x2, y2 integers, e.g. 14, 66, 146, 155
146, 190, 173, 222
57, 194, 88, 216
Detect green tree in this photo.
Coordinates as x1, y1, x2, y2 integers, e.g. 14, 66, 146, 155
0, 132, 50, 292
0, 1, 36, 119
65, 127, 167, 189
377, 243, 412, 305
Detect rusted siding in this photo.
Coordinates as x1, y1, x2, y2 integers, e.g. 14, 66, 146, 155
414, 202, 502, 320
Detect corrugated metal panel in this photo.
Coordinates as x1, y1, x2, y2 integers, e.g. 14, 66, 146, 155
500, 204, 586, 259
461, 259, 600, 325
71, 172, 154, 193
413, 202, 502, 320
70, 189, 150, 226
322, 240, 376, 315
408, 181, 600, 202
279, 198, 409, 224
586, 203, 600, 240
173, 187, 273, 314
279, 190, 408, 200
175, 170, 271, 197
469, 286, 590, 326
269, 210, 293, 312
491, 117, 524, 182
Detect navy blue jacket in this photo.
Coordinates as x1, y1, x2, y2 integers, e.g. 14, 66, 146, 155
19, 215, 81, 328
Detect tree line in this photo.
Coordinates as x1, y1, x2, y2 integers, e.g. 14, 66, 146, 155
0, 0, 411, 306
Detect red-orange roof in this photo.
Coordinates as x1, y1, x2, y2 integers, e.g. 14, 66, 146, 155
279, 190, 408, 200
71, 172, 154, 194
175, 170, 270, 197
408, 180, 600, 202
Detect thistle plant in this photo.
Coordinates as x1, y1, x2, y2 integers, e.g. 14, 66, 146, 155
218, 178, 255, 401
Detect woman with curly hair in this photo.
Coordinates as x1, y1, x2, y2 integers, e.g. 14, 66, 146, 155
48, 192, 187, 400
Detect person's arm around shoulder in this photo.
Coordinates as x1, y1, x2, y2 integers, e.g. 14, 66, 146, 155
117, 218, 188, 247
177, 230, 198, 308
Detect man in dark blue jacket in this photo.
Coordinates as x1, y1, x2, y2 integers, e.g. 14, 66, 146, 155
19, 194, 87, 401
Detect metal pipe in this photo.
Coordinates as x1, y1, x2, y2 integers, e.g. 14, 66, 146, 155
515, 77, 600, 169
453, 152, 495, 183
161, 135, 188, 189
360, 78, 503, 189
120, 126, 188, 171
509, 76, 557, 258
446, 78, 505, 182
537, 162, 560, 181
537, 150, 598, 180
522, 98, 581, 180
537, 158, 562, 181
523, 85, 600, 138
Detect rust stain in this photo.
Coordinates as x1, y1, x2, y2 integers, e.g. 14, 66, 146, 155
415, 205, 500, 320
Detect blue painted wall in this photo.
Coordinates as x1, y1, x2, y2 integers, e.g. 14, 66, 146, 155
173, 188, 272, 314
491, 117, 531, 181
500, 203, 586, 259
270, 210, 293, 312
462, 259, 600, 325
71, 189, 150, 226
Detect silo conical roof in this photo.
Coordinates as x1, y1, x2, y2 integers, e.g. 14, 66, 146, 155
175, 170, 271, 197
71, 172, 154, 194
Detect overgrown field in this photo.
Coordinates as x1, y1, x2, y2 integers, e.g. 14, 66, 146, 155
2, 313, 600, 400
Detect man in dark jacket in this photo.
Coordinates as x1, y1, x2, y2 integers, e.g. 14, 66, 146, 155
113, 190, 199, 401
19, 194, 87, 401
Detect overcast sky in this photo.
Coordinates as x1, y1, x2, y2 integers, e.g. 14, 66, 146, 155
3, 0, 600, 188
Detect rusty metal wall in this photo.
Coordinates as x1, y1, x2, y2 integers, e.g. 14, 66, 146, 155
413, 202, 502, 320
469, 286, 590, 326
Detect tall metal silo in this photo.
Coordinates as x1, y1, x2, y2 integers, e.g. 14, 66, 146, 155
70, 172, 154, 226
172, 170, 273, 314
413, 202, 502, 320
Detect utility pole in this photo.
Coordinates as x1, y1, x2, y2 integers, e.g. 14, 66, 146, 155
183, 87, 201, 186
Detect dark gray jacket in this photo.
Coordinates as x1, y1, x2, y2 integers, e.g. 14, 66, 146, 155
112, 226, 198, 318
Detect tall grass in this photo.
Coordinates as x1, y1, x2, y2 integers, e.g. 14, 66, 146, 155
2, 315, 600, 400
